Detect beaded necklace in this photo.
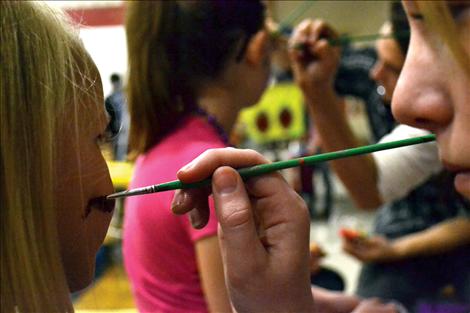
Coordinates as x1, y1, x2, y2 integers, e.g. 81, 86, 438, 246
194, 107, 231, 146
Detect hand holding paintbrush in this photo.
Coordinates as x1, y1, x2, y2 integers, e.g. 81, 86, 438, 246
171, 148, 316, 312
288, 19, 342, 97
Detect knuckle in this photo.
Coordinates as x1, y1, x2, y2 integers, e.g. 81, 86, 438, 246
219, 201, 252, 228
314, 19, 326, 29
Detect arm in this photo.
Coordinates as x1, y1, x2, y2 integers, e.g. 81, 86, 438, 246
392, 218, 470, 259
306, 91, 382, 210
289, 20, 382, 210
343, 218, 470, 263
195, 236, 233, 313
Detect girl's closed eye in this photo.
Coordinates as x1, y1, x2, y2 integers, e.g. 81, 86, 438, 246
448, 4, 470, 24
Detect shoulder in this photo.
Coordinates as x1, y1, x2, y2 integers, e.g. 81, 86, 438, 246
132, 116, 226, 184
164, 116, 225, 154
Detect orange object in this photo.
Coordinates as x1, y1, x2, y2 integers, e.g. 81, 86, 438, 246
310, 242, 326, 258
339, 228, 366, 241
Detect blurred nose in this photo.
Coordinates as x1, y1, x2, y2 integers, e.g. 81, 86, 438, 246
392, 51, 453, 133
369, 61, 384, 83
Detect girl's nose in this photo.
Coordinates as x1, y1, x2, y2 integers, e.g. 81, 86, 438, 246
392, 69, 453, 133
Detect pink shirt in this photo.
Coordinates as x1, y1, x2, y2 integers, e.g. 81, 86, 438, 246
123, 117, 224, 313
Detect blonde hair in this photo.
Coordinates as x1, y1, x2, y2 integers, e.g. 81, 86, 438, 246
1, 2, 97, 311
417, 1, 470, 74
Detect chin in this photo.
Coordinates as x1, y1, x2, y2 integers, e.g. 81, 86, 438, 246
66, 260, 96, 293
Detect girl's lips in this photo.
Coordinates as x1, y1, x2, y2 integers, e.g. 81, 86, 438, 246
85, 196, 116, 218
441, 162, 470, 199
442, 161, 469, 173
454, 171, 470, 199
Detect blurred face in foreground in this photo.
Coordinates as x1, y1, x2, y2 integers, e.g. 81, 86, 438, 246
392, 1, 470, 199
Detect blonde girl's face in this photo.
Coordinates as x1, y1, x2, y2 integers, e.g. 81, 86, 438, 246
392, 1, 470, 199
55, 66, 115, 292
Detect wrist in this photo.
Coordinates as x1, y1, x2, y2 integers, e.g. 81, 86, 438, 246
389, 240, 408, 261
301, 81, 336, 101
304, 87, 340, 114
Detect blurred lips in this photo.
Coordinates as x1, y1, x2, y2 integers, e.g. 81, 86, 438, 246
443, 161, 470, 199
454, 172, 470, 198
86, 196, 115, 217
442, 161, 469, 173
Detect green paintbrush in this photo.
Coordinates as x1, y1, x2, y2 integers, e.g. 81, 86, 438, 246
285, 30, 410, 50
107, 134, 435, 199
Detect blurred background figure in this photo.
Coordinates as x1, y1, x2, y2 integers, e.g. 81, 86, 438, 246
123, 1, 269, 312
105, 73, 129, 161
288, 1, 470, 311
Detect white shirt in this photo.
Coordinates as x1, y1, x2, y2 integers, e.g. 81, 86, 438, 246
373, 125, 442, 203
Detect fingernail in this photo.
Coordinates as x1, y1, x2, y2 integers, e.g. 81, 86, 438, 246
179, 162, 193, 173
214, 170, 237, 195
171, 191, 186, 214
189, 212, 203, 229
189, 213, 196, 227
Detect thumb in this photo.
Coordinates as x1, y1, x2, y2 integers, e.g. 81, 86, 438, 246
212, 166, 262, 263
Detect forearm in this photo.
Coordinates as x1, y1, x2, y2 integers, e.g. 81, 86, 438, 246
392, 218, 470, 260
195, 236, 233, 313
305, 88, 382, 209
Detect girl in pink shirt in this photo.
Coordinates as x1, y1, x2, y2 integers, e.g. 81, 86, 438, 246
123, 1, 271, 312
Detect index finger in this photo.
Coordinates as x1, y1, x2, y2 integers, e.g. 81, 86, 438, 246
177, 148, 269, 183
310, 19, 339, 43
288, 19, 314, 50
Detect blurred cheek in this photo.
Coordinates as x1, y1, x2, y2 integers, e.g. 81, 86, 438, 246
369, 63, 381, 82
386, 74, 399, 100
55, 137, 114, 291
449, 75, 470, 164
56, 190, 91, 291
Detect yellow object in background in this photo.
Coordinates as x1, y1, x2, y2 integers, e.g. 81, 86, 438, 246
107, 161, 134, 190
238, 83, 305, 144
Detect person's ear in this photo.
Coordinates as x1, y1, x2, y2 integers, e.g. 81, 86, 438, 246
244, 30, 269, 66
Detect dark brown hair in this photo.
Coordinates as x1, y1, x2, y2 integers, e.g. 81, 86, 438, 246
126, 0, 265, 155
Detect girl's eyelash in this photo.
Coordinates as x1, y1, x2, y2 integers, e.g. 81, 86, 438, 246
97, 108, 121, 145
410, 13, 424, 21
97, 126, 119, 145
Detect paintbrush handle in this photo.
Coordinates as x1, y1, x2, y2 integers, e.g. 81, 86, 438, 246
328, 30, 410, 46
108, 134, 435, 199
285, 30, 410, 50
